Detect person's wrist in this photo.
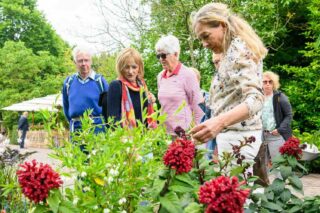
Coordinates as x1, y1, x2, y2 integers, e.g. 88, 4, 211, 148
214, 115, 227, 132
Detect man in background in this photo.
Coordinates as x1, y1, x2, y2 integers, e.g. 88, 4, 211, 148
18, 111, 29, 149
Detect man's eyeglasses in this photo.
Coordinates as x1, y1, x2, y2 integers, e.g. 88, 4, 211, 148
156, 53, 169, 60
76, 59, 90, 64
263, 80, 273, 85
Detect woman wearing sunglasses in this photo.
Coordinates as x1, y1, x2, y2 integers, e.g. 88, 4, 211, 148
262, 71, 293, 160
156, 35, 203, 136
190, 3, 267, 171
102, 48, 156, 128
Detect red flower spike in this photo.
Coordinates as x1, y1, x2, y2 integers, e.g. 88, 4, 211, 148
163, 138, 195, 174
199, 176, 250, 213
16, 159, 63, 203
279, 137, 302, 160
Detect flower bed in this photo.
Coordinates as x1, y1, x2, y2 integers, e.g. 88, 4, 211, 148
2, 113, 320, 212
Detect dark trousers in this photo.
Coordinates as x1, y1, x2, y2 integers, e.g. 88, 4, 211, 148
20, 130, 27, 148
253, 142, 270, 187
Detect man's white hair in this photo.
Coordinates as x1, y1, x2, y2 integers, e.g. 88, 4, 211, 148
155, 35, 180, 56
72, 46, 93, 62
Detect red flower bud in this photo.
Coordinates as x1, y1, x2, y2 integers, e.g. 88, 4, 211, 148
199, 176, 250, 213
17, 160, 63, 203
163, 138, 195, 174
279, 137, 302, 160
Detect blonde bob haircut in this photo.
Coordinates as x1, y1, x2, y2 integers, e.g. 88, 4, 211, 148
116, 48, 144, 79
263, 71, 280, 91
191, 2, 267, 62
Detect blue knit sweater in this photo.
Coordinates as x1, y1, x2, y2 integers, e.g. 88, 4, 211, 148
62, 72, 109, 123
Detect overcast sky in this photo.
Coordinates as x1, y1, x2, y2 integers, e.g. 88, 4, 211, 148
37, 0, 107, 54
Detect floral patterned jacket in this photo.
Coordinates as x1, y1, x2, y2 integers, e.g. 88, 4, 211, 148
209, 37, 264, 131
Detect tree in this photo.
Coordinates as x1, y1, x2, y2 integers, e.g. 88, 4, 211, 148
276, 0, 320, 132
92, 52, 117, 83
0, 0, 69, 56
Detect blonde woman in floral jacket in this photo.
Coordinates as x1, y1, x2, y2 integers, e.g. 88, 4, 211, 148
191, 2, 267, 169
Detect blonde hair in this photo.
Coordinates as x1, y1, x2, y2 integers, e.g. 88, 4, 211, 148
191, 2, 267, 62
116, 48, 144, 79
189, 67, 201, 83
263, 71, 280, 90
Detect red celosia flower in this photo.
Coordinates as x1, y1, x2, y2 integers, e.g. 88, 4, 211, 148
17, 159, 63, 203
199, 176, 250, 213
163, 138, 195, 174
279, 137, 302, 160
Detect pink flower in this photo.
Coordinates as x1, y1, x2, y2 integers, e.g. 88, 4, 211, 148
279, 137, 302, 160
199, 176, 250, 213
163, 138, 195, 174
17, 159, 63, 203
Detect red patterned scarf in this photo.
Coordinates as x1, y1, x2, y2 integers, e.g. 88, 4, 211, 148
119, 77, 157, 129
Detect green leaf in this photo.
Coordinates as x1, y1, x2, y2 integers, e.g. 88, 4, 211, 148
251, 193, 268, 203
230, 166, 244, 176
196, 150, 208, 161
173, 101, 186, 115
33, 205, 49, 213
288, 176, 303, 194
280, 188, 291, 202
58, 200, 79, 213
280, 166, 292, 180
159, 192, 183, 213
272, 155, 286, 164
80, 197, 98, 208
288, 156, 298, 168
287, 205, 301, 213
270, 178, 285, 195
184, 202, 203, 213
290, 197, 303, 205
47, 189, 61, 213
199, 159, 210, 170
261, 201, 283, 211
158, 168, 170, 179
151, 178, 167, 198
175, 173, 194, 186
134, 205, 154, 213
247, 176, 259, 183
169, 184, 194, 193
296, 162, 308, 173
265, 190, 274, 200
259, 209, 270, 213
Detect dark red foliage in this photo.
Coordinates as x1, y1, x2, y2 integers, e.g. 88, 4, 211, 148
279, 137, 302, 160
163, 138, 195, 174
174, 126, 186, 139
16, 159, 63, 203
199, 176, 250, 213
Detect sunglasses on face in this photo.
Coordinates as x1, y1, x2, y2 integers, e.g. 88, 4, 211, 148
156, 53, 169, 60
263, 80, 273, 85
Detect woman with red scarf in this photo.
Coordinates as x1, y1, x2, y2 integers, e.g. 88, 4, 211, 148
102, 48, 156, 128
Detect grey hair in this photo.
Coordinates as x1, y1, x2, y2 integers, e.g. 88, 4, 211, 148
72, 46, 93, 62
155, 35, 180, 57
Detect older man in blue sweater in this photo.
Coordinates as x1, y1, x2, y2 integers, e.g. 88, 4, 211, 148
62, 47, 109, 134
